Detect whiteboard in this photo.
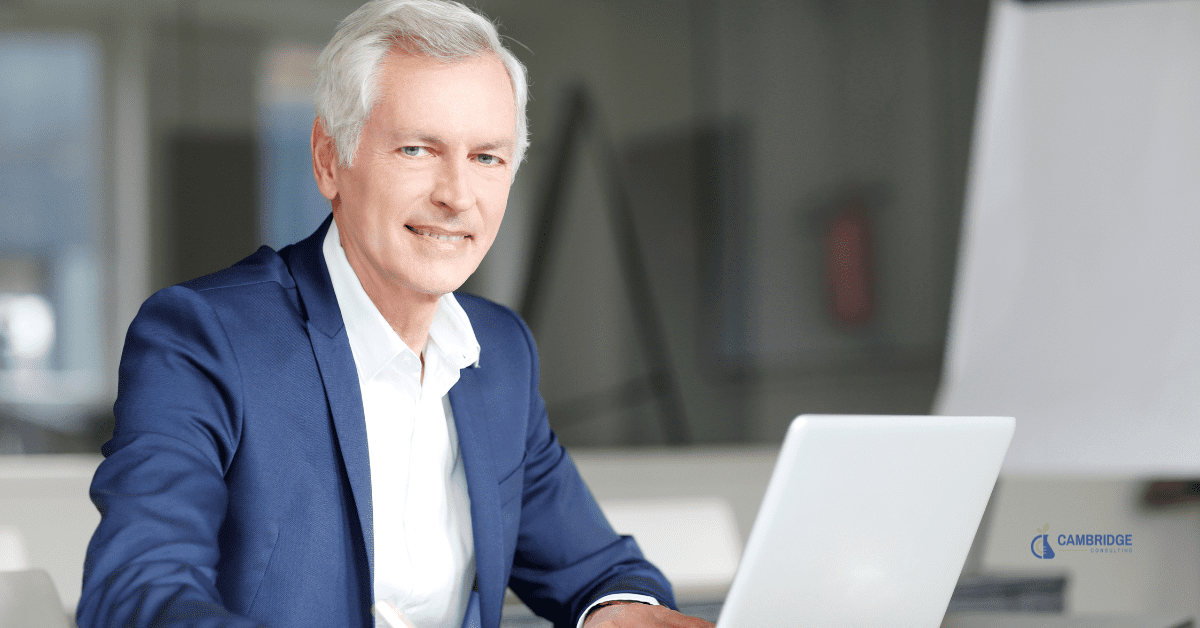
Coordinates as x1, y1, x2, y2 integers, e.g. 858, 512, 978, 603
936, 0, 1200, 474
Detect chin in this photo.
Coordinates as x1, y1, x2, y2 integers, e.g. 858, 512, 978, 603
403, 270, 474, 297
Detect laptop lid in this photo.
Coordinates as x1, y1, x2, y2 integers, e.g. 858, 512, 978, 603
717, 414, 1014, 628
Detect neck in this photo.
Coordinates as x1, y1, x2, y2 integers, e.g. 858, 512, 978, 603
338, 244, 441, 356
363, 279, 440, 356
371, 290, 433, 387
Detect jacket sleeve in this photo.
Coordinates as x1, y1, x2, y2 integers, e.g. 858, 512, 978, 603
499, 307, 676, 628
76, 286, 265, 628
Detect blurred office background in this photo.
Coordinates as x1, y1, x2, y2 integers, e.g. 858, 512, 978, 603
5, 0, 1200, 623
0, 0, 988, 453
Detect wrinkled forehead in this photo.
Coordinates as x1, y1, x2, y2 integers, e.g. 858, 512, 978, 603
366, 49, 517, 148
375, 48, 515, 116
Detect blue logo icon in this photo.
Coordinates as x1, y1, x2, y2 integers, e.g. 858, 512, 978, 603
1031, 524, 1055, 559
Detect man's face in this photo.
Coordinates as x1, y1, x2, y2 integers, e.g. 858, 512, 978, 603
314, 50, 516, 303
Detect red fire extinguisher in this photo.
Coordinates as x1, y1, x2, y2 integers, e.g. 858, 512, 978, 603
823, 199, 875, 327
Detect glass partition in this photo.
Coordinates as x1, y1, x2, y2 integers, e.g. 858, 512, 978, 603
258, 43, 329, 250
0, 33, 106, 452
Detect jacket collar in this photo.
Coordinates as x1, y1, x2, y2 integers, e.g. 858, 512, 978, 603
284, 213, 345, 339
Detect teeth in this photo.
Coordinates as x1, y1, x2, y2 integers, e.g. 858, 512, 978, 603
411, 227, 465, 242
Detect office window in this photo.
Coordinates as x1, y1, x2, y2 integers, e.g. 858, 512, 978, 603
0, 34, 104, 449
0, 33, 104, 432
258, 43, 329, 250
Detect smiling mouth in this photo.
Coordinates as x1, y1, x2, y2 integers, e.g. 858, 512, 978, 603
406, 225, 469, 242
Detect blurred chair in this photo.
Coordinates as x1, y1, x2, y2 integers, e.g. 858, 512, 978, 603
598, 496, 742, 602
0, 455, 101, 615
0, 569, 72, 628
572, 447, 777, 603
0, 526, 28, 572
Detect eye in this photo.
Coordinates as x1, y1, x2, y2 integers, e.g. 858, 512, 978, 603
400, 146, 428, 157
476, 153, 501, 166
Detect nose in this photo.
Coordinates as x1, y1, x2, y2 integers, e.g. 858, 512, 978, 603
430, 157, 474, 213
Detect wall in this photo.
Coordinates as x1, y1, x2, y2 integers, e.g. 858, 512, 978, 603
2, 0, 987, 450
468, 0, 989, 446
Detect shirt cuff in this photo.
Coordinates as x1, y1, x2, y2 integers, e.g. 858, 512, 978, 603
575, 593, 661, 628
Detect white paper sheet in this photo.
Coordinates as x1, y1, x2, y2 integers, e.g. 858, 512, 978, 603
937, 0, 1200, 474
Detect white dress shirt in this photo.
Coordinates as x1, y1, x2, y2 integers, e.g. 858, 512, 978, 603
323, 219, 659, 628
324, 221, 478, 628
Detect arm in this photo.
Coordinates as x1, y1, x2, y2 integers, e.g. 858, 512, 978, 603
77, 286, 263, 628
510, 415, 713, 628
497, 306, 675, 628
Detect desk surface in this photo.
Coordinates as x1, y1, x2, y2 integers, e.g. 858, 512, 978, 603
500, 603, 1191, 628
941, 615, 1192, 628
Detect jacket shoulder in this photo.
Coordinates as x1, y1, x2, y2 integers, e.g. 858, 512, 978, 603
132, 246, 302, 339
454, 292, 535, 350
178, 245, 296, 294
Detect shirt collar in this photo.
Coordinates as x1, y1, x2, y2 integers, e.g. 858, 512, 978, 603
322, 218, 481, 383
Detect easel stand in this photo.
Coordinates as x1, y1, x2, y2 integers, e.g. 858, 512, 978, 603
519, 86, 691, 445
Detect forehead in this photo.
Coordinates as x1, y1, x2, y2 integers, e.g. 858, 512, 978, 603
369, 49, 516, 145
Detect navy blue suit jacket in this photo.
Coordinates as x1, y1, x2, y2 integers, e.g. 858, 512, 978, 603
78, 218, 673, 628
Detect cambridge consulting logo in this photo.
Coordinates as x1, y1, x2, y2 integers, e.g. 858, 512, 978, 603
1031, 524, 1055, 559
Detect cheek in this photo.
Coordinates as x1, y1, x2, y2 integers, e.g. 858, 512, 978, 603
352, 162, 425, 214
481, 181, 511, 224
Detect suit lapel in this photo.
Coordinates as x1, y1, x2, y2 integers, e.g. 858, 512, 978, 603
286, 216, 375, 584
308, 325, 374, 576
449, 367, 503, 628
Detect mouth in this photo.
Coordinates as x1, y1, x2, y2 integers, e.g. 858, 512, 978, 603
406, 225, 470, 242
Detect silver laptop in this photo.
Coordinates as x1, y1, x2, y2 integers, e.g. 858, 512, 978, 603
717, 414, 1014, 628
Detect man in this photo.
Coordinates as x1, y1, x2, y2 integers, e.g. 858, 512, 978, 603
78, 1, 714, 628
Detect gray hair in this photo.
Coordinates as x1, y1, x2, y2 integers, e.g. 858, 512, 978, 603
315, 0, 529, 171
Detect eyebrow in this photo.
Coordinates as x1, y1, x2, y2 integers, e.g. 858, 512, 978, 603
390, 130, 514, 154
474, 139, 514, 154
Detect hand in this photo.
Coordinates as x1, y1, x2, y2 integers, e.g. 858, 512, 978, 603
582, 602, 714, 628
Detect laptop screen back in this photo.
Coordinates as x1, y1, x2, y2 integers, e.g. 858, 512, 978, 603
717, 414, 1014, 628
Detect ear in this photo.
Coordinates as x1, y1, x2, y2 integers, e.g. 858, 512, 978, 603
311, 117, 341, 205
